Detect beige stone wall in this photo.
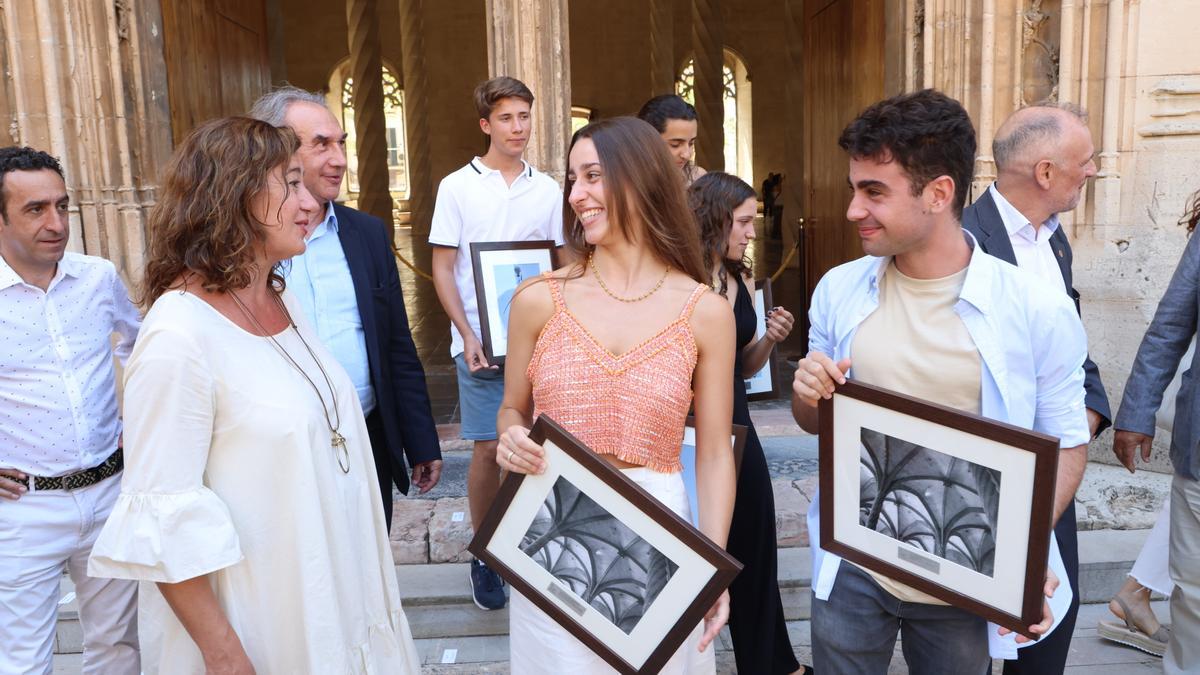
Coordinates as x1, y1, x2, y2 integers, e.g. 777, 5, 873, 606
1076, 0, 1200, 473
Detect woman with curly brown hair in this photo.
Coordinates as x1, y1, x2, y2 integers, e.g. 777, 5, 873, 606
688, 172, 802, 675
88, 116, 421, 674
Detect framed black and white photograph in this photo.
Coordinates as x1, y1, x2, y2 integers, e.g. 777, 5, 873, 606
468, 415, 742, 675
745, 278, 780, 401
679, 416, 748, 527
818, 379, 1059, 639
470, 240, 558, 365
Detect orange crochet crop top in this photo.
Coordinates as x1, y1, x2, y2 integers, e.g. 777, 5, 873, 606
526, 276, 708, 473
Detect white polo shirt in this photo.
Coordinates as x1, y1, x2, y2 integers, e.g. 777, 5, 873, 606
429, 157, 564, 358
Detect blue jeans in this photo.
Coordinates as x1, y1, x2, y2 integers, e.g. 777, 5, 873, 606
811, 562, 990, 675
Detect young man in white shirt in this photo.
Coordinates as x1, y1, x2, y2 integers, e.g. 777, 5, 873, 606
791, 90, 1086, 672
429, 77, 563, 610
0, 147, 141, 673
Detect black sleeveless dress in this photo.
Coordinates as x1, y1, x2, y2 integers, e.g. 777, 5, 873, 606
726, 274, 800, 674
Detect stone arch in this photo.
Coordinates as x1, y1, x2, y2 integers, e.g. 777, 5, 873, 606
326, 57, 410, 202
676, 47, 753, 184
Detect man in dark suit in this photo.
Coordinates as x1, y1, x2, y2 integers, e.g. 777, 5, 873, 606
963, 103, 1110, 674
249, 88, 442, 530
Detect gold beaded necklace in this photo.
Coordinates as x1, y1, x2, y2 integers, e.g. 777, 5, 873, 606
589, 253, 670, 303
229, 290, 350, 473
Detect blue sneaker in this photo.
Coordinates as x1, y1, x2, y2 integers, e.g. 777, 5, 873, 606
470, 558, 506, 610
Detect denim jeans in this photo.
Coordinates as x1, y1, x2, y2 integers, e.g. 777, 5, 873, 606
811, 562, 990, 675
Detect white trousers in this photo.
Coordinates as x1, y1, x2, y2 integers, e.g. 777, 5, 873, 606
0, 473, 139, 674
509, 466, 716, 675
1167, 474, 1200, 675
1130, 502, 1174, 596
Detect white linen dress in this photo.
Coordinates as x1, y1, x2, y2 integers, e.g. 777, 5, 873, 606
88, 289, 420, 674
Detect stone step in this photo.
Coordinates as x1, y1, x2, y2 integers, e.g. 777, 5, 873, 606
53, 528, 1149, 655
394, 547, 812, 609
47, 603, 1170, 674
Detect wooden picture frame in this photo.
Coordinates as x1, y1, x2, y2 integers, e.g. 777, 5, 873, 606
678, 416, 748, 527
818, 379, 1059, 640
470, 240, 558, 366
468, 415, 743, 675
745, 278, 780, 401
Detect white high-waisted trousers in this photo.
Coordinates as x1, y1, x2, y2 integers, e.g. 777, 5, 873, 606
1130, 503, 1174, 596
508, 466, 718, 674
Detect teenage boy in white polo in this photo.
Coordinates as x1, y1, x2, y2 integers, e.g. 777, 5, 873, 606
429, 76, 563, 610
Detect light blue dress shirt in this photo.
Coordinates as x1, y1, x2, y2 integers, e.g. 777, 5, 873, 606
804, 230, 1089, 657
286, 205, 376, 415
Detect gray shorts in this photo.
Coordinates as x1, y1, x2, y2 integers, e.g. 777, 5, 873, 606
454, 352, 505, 441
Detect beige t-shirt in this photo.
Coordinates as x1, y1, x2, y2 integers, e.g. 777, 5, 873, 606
849, 261, 982, 604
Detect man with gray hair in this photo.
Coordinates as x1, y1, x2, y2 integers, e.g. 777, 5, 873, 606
248, 87, 442, 530
963, 103, 1108, 674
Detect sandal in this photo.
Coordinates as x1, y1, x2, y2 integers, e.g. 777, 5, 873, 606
1097, 594, 1170, 657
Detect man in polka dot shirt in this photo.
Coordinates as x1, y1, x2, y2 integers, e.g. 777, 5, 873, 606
0, 147, 141, 673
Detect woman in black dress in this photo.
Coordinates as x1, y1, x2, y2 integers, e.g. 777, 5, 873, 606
689, 172, 801, 674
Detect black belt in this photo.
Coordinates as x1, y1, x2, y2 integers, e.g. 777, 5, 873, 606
18, 448, 123, 491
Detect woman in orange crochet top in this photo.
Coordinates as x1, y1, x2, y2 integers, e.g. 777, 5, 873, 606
496, 116, 737, 673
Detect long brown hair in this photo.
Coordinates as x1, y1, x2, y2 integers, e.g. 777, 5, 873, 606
561, 117, 707, 284
688, 172, 757, 295
1183, 188, 1200, 234
140, 117, 300, 305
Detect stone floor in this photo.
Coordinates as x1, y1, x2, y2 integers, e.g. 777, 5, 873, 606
48, 582, 1171, 674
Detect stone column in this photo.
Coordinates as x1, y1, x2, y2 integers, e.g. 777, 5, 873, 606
266, 0, 288, 84
399, 0, 433, 266
1092, 0, 1124, 229
484, 0, 571, 183
691, 0, 724, 172
649, 0, 675, 96
972, 0, 999, 198
346, 0, 393, 225
923, 0, 935, 89
1, 0, 172, 284
783, 0, 804, 270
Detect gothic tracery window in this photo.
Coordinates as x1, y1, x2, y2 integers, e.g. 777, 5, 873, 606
676, 50, 752, 183
330, 63, 410, 201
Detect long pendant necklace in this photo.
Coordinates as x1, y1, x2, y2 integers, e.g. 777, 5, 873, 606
589, 253, 670, 303
229, 290, 350, 473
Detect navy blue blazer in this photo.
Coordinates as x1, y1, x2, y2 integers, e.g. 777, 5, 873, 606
963, 190, 1112, 433
333, 203, 440, 492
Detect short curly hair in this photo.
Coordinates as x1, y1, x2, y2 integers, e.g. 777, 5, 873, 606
838, 89, 977, 219
140, 117, 300, 305
0, 146, 64, 218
